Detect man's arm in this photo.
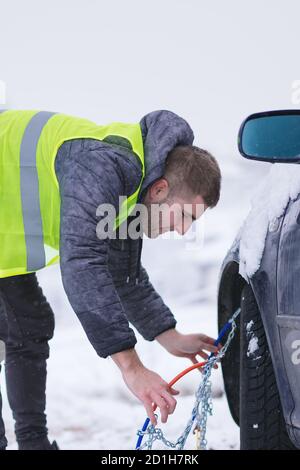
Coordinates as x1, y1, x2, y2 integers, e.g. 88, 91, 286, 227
55, 139, 181, 424
58, 171, 179, 423
119, 264, 177, 338
108, 238, 220, 364
108, 238, 177, 341
56, 140, 138, 358
110, 347, 179, 426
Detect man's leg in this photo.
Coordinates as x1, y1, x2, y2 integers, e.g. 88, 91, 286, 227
0, 273, 55, 450
0, 363, 8, 450
0, 294, 8, 450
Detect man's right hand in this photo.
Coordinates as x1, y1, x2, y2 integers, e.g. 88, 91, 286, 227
111, 348, 179, 426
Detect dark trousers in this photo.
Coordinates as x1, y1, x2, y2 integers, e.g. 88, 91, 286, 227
0, 273, 55, 450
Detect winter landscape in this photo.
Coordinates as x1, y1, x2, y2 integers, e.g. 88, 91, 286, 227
1, 0, 299, 450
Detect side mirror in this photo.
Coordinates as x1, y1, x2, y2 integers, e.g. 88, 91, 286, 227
238, 110, 300, 163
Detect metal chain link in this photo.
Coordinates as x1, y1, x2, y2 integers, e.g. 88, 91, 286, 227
136, 309, 240, 450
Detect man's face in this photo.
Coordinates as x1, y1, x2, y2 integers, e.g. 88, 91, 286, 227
141, 178, 208, 238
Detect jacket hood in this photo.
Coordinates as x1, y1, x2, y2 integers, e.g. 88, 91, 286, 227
128, 110, 194, 285
138, 110, 194, 199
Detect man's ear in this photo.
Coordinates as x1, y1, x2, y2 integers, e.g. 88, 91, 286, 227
148, 178, 170, 203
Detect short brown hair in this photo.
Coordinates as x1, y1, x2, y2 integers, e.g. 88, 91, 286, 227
163, 145, 221, 207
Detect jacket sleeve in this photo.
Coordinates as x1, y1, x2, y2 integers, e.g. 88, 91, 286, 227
115, 265, 177, 341
56, 140, 139, 358
107, 237, 177, 340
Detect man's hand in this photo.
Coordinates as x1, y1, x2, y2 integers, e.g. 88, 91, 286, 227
111, 348, 179, 426
155, 328, 221, 365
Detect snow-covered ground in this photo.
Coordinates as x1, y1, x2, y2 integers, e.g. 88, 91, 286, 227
1, 157, 269, 450
2, 300, 240, 450
1, 0, 299, 451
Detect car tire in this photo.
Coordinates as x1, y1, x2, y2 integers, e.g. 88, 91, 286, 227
240, 284, 297, 450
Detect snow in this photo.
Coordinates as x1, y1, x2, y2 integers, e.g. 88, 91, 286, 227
1, 285, 240, 450
1, 164, 246, 451
0, 144, 266, 451
246, 320, 254, 333
247, 337, 259, 358
246, 319, 260, 360
239, 164, 300, 280
1, 0, 300, 451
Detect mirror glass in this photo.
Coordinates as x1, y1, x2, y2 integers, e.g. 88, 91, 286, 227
240, 114, 300, 161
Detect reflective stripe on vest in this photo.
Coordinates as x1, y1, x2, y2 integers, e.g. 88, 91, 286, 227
0, 110, 145, 277
20, 111, 57, 271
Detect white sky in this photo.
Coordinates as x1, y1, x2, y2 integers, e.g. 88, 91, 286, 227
1, 0, 300, 449
1, 0, 300, 159
1, 0, 300, 303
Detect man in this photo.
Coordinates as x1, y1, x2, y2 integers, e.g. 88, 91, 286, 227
0, 109, 221, 450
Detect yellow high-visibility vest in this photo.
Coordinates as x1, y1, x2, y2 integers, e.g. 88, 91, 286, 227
0, 109, 145, 278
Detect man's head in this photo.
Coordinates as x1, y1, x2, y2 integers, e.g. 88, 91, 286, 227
141, 145, 221, 238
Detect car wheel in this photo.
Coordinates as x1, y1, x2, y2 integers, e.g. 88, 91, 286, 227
240, 284, 297, 450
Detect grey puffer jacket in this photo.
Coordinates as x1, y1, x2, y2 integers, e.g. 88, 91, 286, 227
54, 110, 194, 358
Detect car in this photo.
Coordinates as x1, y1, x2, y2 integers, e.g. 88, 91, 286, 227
218, 110, 300, 450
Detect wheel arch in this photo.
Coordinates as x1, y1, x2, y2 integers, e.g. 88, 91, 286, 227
218, 260, 246, 426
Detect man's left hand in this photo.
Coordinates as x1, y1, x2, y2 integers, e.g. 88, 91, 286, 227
156, 329, 221, 366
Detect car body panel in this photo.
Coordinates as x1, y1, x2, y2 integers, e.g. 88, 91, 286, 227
218, 195, 300, 447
